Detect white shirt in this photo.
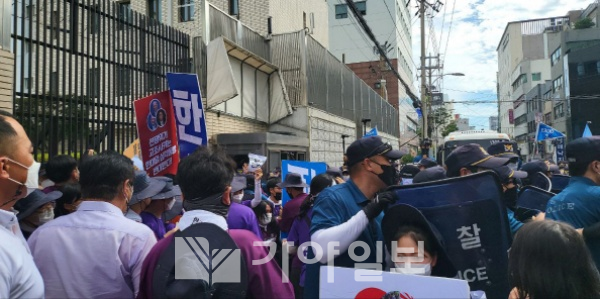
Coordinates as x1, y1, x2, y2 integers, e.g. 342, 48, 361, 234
28, 201, 157, 299
0, 208, 44, 298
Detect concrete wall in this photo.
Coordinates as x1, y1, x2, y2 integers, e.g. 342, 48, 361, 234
308, 107, 356, 167
0, 49, 13, 113
205, 110, 267, 142
269, 0, 329, 48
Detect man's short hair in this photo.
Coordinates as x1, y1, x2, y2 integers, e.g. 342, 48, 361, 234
566, 137, 600, 177
79, 153, 135, 201
266, 178, 281, 191
177, 146, 235, 201
46, 155, 78, 184
0, 110, 18, 156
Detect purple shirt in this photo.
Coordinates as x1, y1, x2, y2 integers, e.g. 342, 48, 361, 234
280, 193, 308, 233
42, 185, 60, 194
137, 229, 294, 299
140, 212, 167, 240
227, 202, 262, 239
287, 209, 313, 286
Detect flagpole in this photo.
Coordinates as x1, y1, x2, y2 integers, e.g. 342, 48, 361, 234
533, 122, 541, 161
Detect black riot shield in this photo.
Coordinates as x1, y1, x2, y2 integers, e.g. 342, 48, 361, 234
517, 186, 555, 212
387, 171, 511, 299
551, 174, 570, 194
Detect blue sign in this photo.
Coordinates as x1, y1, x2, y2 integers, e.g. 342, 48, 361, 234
364, 127, 378, 138
583, 123, 593, 137
416, 108, 422, 119
555, 137, 565, 162
280, 160, 327, 238
536, 122, 565, 141
167, 73, 208, 158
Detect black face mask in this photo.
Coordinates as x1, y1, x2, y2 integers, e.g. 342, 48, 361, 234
274, 192, 282, 202
183, 193, 229, 217
503, 187, 518, 209
372, 162, 398, 187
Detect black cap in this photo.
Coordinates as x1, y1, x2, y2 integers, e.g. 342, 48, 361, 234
413, 166, 447, 184
399, 165, 420, 178
487, 142, 519, 161
382, 204, 457, 278
346, 136, 406, 167
278, 173, 308, 188
566, 137, 600, 166
492, 166, 527, 184
417, 158, 438, 169
445, 144, 510, 177
14, 190, 62, 220
520, 160, 551, 177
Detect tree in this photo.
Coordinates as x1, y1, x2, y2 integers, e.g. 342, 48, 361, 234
400, 154, 415, 165
442, 121, 459, 137
574, 18, 595, 30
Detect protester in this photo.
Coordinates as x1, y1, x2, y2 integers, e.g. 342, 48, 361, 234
279, 172, 309, 233
341, 165, 350, 181
125, 171, 166, 222
140, 176, 180, 240
227, 175, 262, 238
266, 177, 283, 217
546, 136, 600, 269
305, 136, 402, 298
253, 200, 280, 241
42, 155, 79, 193
326, 166, 345, 184
242, 171, 270, 203
137, 145, 294, 298
508, 220, 600, 299
487, 141, 520, 170
382, 204, 456, 278
287, 173, 336, 299
417, 158, 438, 171
413, 165, 447, 183
0, 111, 45, 298
28, 153, 157, 298
14, 190, 61, 239
445, 143, 510, 178
53, 183, 82, 218
520, 160, 553, 191
399, 164, 420, 185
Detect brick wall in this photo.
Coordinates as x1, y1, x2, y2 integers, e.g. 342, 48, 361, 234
0, 49, 13, 113
205, 110, 267, 141
347, 59, 400, 109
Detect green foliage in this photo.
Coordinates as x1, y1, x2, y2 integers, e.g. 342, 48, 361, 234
401, 154, 415, 165
574, 18, 595, 30
442, 121, 459, 137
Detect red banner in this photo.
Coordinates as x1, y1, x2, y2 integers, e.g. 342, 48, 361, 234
508, 109, 514, 125
134, 91, 179, 177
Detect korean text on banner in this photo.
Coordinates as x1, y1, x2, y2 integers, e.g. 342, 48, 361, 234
133, 91, 179, 177
167, 73, 208, 158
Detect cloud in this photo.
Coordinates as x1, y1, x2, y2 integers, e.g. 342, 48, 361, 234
411, 0, 589, 128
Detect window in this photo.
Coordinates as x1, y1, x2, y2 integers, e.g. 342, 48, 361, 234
25, 4, 34, 19
116, 65, 131, 96
50, 11, 59, 39
515, 115, 527, 126
230, 0, 239, 16
544, 112, 552, 124
335, 4, 347, 19
147, 62, 162, 92
554, 103, 564, 119
355, 1, 367, 15
552, 76, 563, 93
179, 0, 194, 22
50, 71, 58, 95
532, 72, 541, 81
117, 1, 132, 30
551, 47, 561, 66
148, 0, 161, 21
88, 68, 100, 97
89, 5, 100, 34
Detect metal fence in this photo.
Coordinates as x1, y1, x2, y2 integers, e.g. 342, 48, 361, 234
272, 31, 399, 136
11, 0, 190, 161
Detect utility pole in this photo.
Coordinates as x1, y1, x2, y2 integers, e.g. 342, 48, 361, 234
420, 2, 427, 139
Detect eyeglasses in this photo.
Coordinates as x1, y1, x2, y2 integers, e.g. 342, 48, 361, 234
366, 142, 392, 159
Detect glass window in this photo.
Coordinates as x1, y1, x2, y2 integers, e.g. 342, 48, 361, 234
89, 5, 100, 34
179, 0, 194, 22
335, 4, 348, 19
117, 2, 132, 30
532, 72, 541, 81
355, 1, 367, 15
148, 0, 161, 21
230, 0, 239, 16
50, 11, 59, 39
116, 66, 131, 96
551, 47, 561, 66
88, 68, 100, 98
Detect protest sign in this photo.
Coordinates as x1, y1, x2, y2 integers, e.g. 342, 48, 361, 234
319, 266, 470, 299
123, 139, 144, 171
248, 153, 267, 173
166, 73, 207, 158
134, 91, 179, 176
388, 171, 511, 299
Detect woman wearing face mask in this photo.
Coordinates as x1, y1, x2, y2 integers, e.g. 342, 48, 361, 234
253, 201, 280, 241
14, 190, 62, 239
227, 175, 263, 238
382, 204, 457, 278
140, 177, 181, 240
287, 173, 336, 299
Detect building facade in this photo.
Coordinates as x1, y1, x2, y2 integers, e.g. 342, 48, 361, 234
489, 116, 499, 131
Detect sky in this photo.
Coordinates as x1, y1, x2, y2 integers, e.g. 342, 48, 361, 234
410, 0, 591, 130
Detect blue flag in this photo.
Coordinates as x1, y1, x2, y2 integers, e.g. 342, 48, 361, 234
536, 122, 565, 141
363, 127, 378, 137
583, 123, 593, 137
416, 108, 422, 119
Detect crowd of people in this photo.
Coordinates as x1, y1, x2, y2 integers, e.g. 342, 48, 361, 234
2, 108, 600, 299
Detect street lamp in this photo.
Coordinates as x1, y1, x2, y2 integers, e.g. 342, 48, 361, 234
341, 134, 350, 153
361, 118, 371, 136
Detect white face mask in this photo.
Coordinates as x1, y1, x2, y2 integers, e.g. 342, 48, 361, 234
343, 175, 350, 181
232, 193, 244, 203
393, 262, 432, 276
166, 198, 176, 210
263, 213, 273, 224
38, 208, 54, 225
26, 161, 41, 196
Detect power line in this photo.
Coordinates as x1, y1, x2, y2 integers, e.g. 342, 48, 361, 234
382, 0, 418, 70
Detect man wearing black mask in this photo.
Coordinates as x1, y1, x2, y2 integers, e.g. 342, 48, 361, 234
305, 136, 403, 298
266, 178, 283, 218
